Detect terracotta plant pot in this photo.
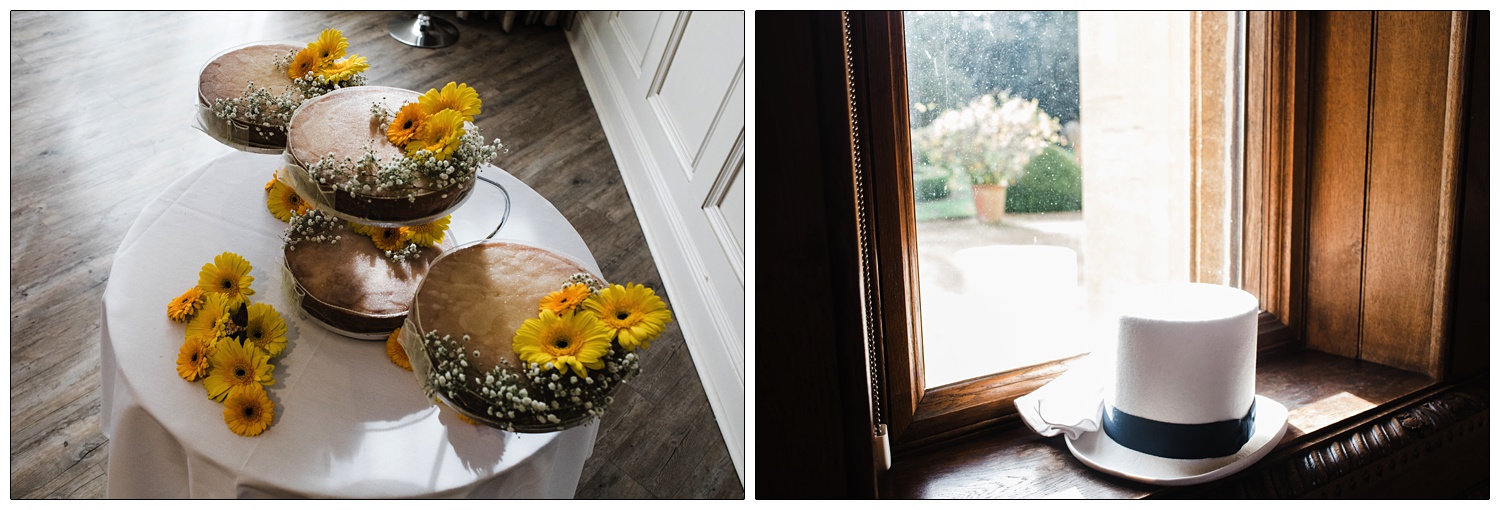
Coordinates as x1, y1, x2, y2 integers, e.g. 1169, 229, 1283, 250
973, 182, 1008, 224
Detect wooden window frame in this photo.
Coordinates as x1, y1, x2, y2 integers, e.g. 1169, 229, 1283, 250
846, 11, 1315, 459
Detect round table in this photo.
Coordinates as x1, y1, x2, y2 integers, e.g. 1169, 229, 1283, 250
99, 150, 599, 498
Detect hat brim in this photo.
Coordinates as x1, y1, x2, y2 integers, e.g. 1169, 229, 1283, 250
1065, 395, 1289, 486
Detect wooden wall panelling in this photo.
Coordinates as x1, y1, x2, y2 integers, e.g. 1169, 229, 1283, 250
1242, 12, 1267, 310
1425, 11, 1472, 381
1360, 11, 1461, 375
1446, 11, 1488, 381
1304, 11, 1372, 359
1243, 11, 1310, 334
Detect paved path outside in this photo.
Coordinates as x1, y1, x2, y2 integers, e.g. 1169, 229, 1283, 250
915, 211, 1112, 388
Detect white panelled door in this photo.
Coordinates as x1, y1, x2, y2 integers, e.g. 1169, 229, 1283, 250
567, 11, 745, 483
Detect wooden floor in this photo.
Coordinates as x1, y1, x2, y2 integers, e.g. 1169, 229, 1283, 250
9, 11, 743, 499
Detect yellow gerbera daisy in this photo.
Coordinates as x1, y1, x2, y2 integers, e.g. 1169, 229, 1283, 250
539, 283, 592, 316
288, 47, 321, 79
368, 226, 413, 252
386, 102, 429, 147
407, 215, 450, 247
387, 328, 411, 371
405, 109, 466, 160
223, 384, 275, 437
168, 287, 206, 323
197, 252, 255, 309
418, 82, 482, 122
186, 292, 232, 346
176, 334, 213, 382
319, 54, 368, 83
307, 27, 348, 63
266, 179, 312, 222
264, 176, 278, 192
582, 283, 674, 351
347, 222, 377, 237
245, 303, 288, 358
512, 310, 614, 379
203, 338, 276, 402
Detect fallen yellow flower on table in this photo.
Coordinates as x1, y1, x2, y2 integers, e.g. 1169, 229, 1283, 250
245, 303, 288, 357
203, 339, 275, 402
185, 292, 232, 345
224, 384, 275, 437
197, 252, 255, 309
176, 334, 213, 382
167, 287, 206, 323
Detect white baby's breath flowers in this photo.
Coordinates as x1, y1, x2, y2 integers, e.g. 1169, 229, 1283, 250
302, 109, 506, 204
370, 101, 393, 122
421, 327, 641, 432
292, 72, 366, 98
384, 243, 421, 263
209, 82, 301, 137
566, 273, 606, 292
281, 209, 342, 249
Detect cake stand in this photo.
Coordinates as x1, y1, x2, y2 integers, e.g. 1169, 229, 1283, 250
284, 172, 512, 341
100, 150, 599, 498
389, 11, 459, 48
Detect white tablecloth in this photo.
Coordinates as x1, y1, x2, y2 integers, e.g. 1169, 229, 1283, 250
100, 150, 600, 498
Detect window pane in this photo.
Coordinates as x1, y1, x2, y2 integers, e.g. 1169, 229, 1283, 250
905, 11, 1245, 389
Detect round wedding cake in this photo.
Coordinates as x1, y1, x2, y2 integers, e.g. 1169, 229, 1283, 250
284, 220, 453, 337
286, 86, 474, 223
407, 240, 634, 431
198, 43, 302, 148
413, 241, 598, 376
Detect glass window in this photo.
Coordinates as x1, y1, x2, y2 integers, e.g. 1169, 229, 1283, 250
906, 11, 1245, 388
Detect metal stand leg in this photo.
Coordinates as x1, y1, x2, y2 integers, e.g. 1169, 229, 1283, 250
389, 11, 459, 48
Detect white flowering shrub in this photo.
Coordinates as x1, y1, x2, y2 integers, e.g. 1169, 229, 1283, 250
914, 92, 1062, 186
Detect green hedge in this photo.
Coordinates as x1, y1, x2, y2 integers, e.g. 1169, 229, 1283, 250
1007, 145, 1081, 213
913, 164, 952, 202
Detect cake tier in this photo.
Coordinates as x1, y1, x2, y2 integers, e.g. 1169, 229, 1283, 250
413, 241, 599, 377
284, 221, 451, 337
287, 86, 472, 223
198, 43, 301, 148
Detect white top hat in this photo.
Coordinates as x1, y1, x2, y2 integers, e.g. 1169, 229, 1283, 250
1019, 282, 1289, 486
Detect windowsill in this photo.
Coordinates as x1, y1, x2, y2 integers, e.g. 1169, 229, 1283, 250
881, 349, 1436, 498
